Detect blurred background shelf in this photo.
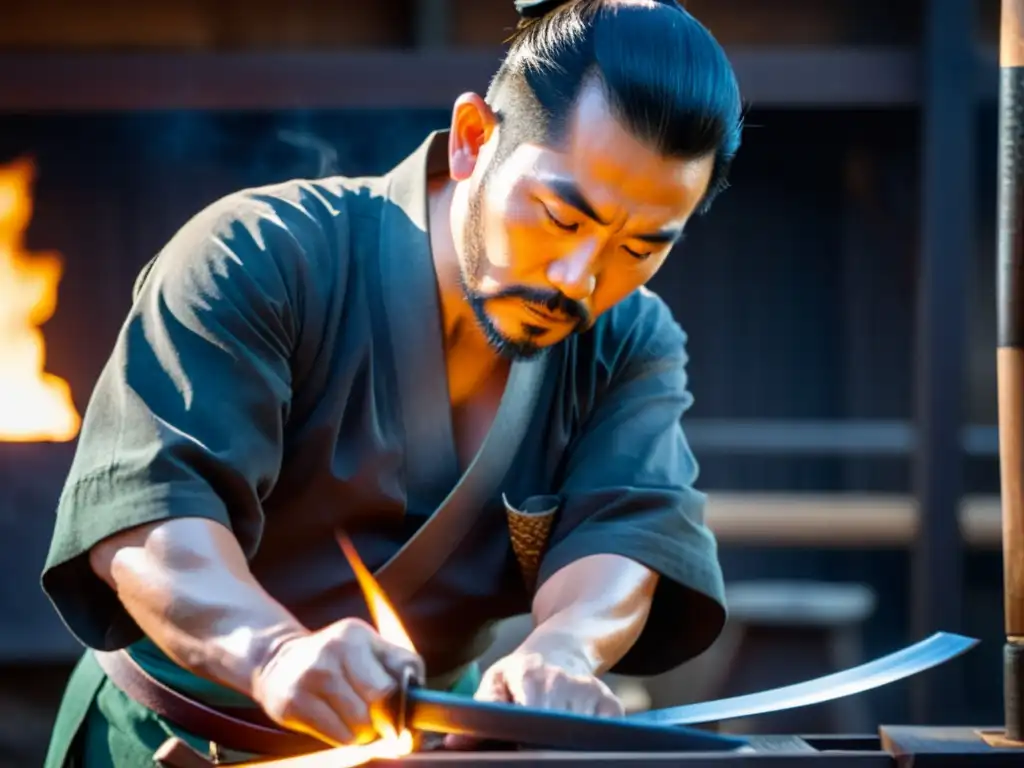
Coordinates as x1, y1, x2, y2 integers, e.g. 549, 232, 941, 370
706, 492, 1002, 548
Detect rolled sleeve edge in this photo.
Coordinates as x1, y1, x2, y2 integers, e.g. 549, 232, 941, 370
536, 525, 723, 602
41, 482, 239, 651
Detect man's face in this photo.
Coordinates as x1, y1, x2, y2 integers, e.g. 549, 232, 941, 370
453, 79, 715, 360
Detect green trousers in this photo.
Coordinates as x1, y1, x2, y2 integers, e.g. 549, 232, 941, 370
44, 652, 481, 768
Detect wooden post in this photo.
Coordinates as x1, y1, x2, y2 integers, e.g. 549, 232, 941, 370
998, 0, 1024, 742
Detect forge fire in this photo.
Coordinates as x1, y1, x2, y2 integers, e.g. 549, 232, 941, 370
0, 157, 80, 443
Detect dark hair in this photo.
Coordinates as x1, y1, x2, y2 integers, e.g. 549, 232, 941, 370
486, 0, 743, 212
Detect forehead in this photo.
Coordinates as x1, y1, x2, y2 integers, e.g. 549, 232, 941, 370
507, 81, 714, 217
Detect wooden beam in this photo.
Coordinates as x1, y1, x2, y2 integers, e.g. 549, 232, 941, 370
684, 419, 1001, 457
0, 0, 411, 50
0, 47, 924, 112
705, 493, 1001, 548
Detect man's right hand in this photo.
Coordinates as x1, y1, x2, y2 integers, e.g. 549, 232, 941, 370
252, 617, 425, 746
90, 518, 424, 747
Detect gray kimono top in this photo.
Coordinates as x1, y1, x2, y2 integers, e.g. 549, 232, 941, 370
41, 131, 726, 701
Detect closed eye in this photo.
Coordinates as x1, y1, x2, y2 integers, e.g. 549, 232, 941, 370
623, 245, 652, 261
541, 204, 579, 233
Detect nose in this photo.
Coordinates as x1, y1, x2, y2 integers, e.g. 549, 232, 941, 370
546, 243, 598, 302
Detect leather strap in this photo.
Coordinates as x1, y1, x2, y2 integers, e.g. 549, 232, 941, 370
93, 650, 329, 758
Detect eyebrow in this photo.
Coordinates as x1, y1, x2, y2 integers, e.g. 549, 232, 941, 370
545, 178, 607, 225
634, 228, 684, 246
544, 178, 684, 247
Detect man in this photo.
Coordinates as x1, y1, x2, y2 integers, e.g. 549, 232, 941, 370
41, 0, 743, 765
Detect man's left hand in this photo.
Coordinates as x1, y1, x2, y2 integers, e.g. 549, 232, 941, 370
444, 649, 624, 749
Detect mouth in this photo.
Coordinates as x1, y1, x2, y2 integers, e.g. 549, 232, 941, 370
524, 303, 567, 325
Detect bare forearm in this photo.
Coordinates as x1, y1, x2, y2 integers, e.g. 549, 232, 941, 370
89, 517, 306, 697
522, 554, 658, 676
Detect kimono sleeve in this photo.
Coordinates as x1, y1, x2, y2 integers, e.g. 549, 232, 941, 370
41, 191, 320, 651
535, 317, 726, 677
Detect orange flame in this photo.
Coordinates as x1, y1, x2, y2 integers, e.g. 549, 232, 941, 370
335, 532, 416, 654
237, 534, 417, 768
0, 158, 81, 443
234, 732, 413, 768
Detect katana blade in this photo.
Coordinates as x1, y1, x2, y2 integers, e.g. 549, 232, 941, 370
398, 685, 748, 752
632, 631, 978, 726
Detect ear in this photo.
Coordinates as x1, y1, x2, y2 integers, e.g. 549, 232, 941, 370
448, 93, 498, 182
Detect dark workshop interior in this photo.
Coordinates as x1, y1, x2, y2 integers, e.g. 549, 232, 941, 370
0, 0, 1015, 765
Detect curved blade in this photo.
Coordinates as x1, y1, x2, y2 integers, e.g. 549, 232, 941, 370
404, 686, 749, 752
631, 631, 979, 726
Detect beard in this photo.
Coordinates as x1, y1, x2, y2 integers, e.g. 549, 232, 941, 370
459, 176, 589, 361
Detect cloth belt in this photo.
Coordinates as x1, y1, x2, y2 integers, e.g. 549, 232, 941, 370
93, 649, 330, 757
